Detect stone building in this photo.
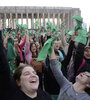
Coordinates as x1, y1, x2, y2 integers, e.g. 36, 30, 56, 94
0, 6, 81, 30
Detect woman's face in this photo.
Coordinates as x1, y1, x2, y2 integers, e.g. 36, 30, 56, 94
36, 42, 40, 50
84, 48, 90, 59
19, 66, 39, 93
47, 28, 50, 32
14, 38, 18, 47
31, 44, 36, 53
76, 72, 90, 86
54, 41, 59, 51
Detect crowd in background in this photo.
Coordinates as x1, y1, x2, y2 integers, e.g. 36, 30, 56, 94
0, 15, 90, 100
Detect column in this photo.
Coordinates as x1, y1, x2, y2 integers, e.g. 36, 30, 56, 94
12, 18, 14, 29
10, 13, 12, 28
31, 13, 34, 29
43, 13, 45, 27
57, 13, 60, 29
21, 13, 23, 24
63, 13, 65, 23
67, 13, 69, 30
16, 13, 18, 22
48, 13, 50, 21
26, 13, 28, 25
4, 13, 6, 28
0, 14, 1, 26
37, 13, 39, 24
0, 14, 3, 27
2, 14, 4, 27
15, 13, 18, 29
53, 13, 55, 25
40, 18, 41, 26
8, 18, 9, 28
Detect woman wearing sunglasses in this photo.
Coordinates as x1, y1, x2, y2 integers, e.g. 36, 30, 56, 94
50, 48, 90, 100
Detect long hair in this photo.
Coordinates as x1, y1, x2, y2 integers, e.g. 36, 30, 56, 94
30, 42, 38, 58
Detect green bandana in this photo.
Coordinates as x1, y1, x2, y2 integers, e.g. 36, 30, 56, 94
72, 15, 83, 31
37, 36, 58, 61
75, 29, 87, 45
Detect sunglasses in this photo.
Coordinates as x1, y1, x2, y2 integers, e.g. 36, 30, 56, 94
85, 72, 90, 77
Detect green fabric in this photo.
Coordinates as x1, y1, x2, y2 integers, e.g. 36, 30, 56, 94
20, 24, 24, 30
35, 20, 39, 27
8, 36, 14, 46
7, 37, 17, 75
16, 22, 21, 32
7, 36, 16, 60
87, 31, 90, 35
60, 23, 66, 30
9, 59, 15, 75
10, 31, 16, 38
41, 26, 44, 29
67, 30, 74, 36
72, 15, 83, 22
41, 26, 47, 32
72, 15, 83, 31
75, 29, 87, 45
7, 42, 16, 60
37, 36, 58, 61
3, 28, 7, 37
35, 20, 40, 32
51, 26, 58, 34
60, 23, 68, 36
24, 24, 28, 30
20, 32, 24, 38
65, 30, 69, 35
28, 30, 33, 36
51, 95, 58, 100
58, 62, 61, 69
46, 21, 52, 29
58, 32, 61, 36
72, 15, 87, 45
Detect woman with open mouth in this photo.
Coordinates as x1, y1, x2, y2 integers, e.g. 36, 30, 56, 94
0, 30, 52, 100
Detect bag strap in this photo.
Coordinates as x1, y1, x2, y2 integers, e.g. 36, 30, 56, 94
77, 59, 85, 72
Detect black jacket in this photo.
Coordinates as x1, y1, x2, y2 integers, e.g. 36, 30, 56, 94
0, 31, 52, 100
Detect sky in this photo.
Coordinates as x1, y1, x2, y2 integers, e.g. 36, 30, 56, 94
0, 0, 90, 30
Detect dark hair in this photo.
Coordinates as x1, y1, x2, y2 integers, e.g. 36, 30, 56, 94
15, 54, 21, 67
30, 42, 38, 58
84, 46, 90, 51
33, 36, 36, 42
13, 64, 29, 81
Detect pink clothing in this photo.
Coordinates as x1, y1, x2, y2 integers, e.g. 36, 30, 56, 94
24, 42, 32, 64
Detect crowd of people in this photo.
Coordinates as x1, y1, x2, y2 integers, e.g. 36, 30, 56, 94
0, 14, 90, 100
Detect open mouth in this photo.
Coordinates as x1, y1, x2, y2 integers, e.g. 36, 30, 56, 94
30, 80, 37, 83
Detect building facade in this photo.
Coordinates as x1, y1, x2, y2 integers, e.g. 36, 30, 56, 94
0, 6, 81, 30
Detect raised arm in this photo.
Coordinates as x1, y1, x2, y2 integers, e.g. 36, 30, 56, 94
24, 34, 32, 64
73, 43, 85, 77
3, 32, 9, 49
61, 29, 69, 55
61, 34, 76, 77
0, 30, 11, 90
19, 34, 26, 49
49, 48, 71, 88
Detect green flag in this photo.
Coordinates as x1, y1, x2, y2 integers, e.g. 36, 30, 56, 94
75, 29, 87, 45
37, 36, 58, 61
